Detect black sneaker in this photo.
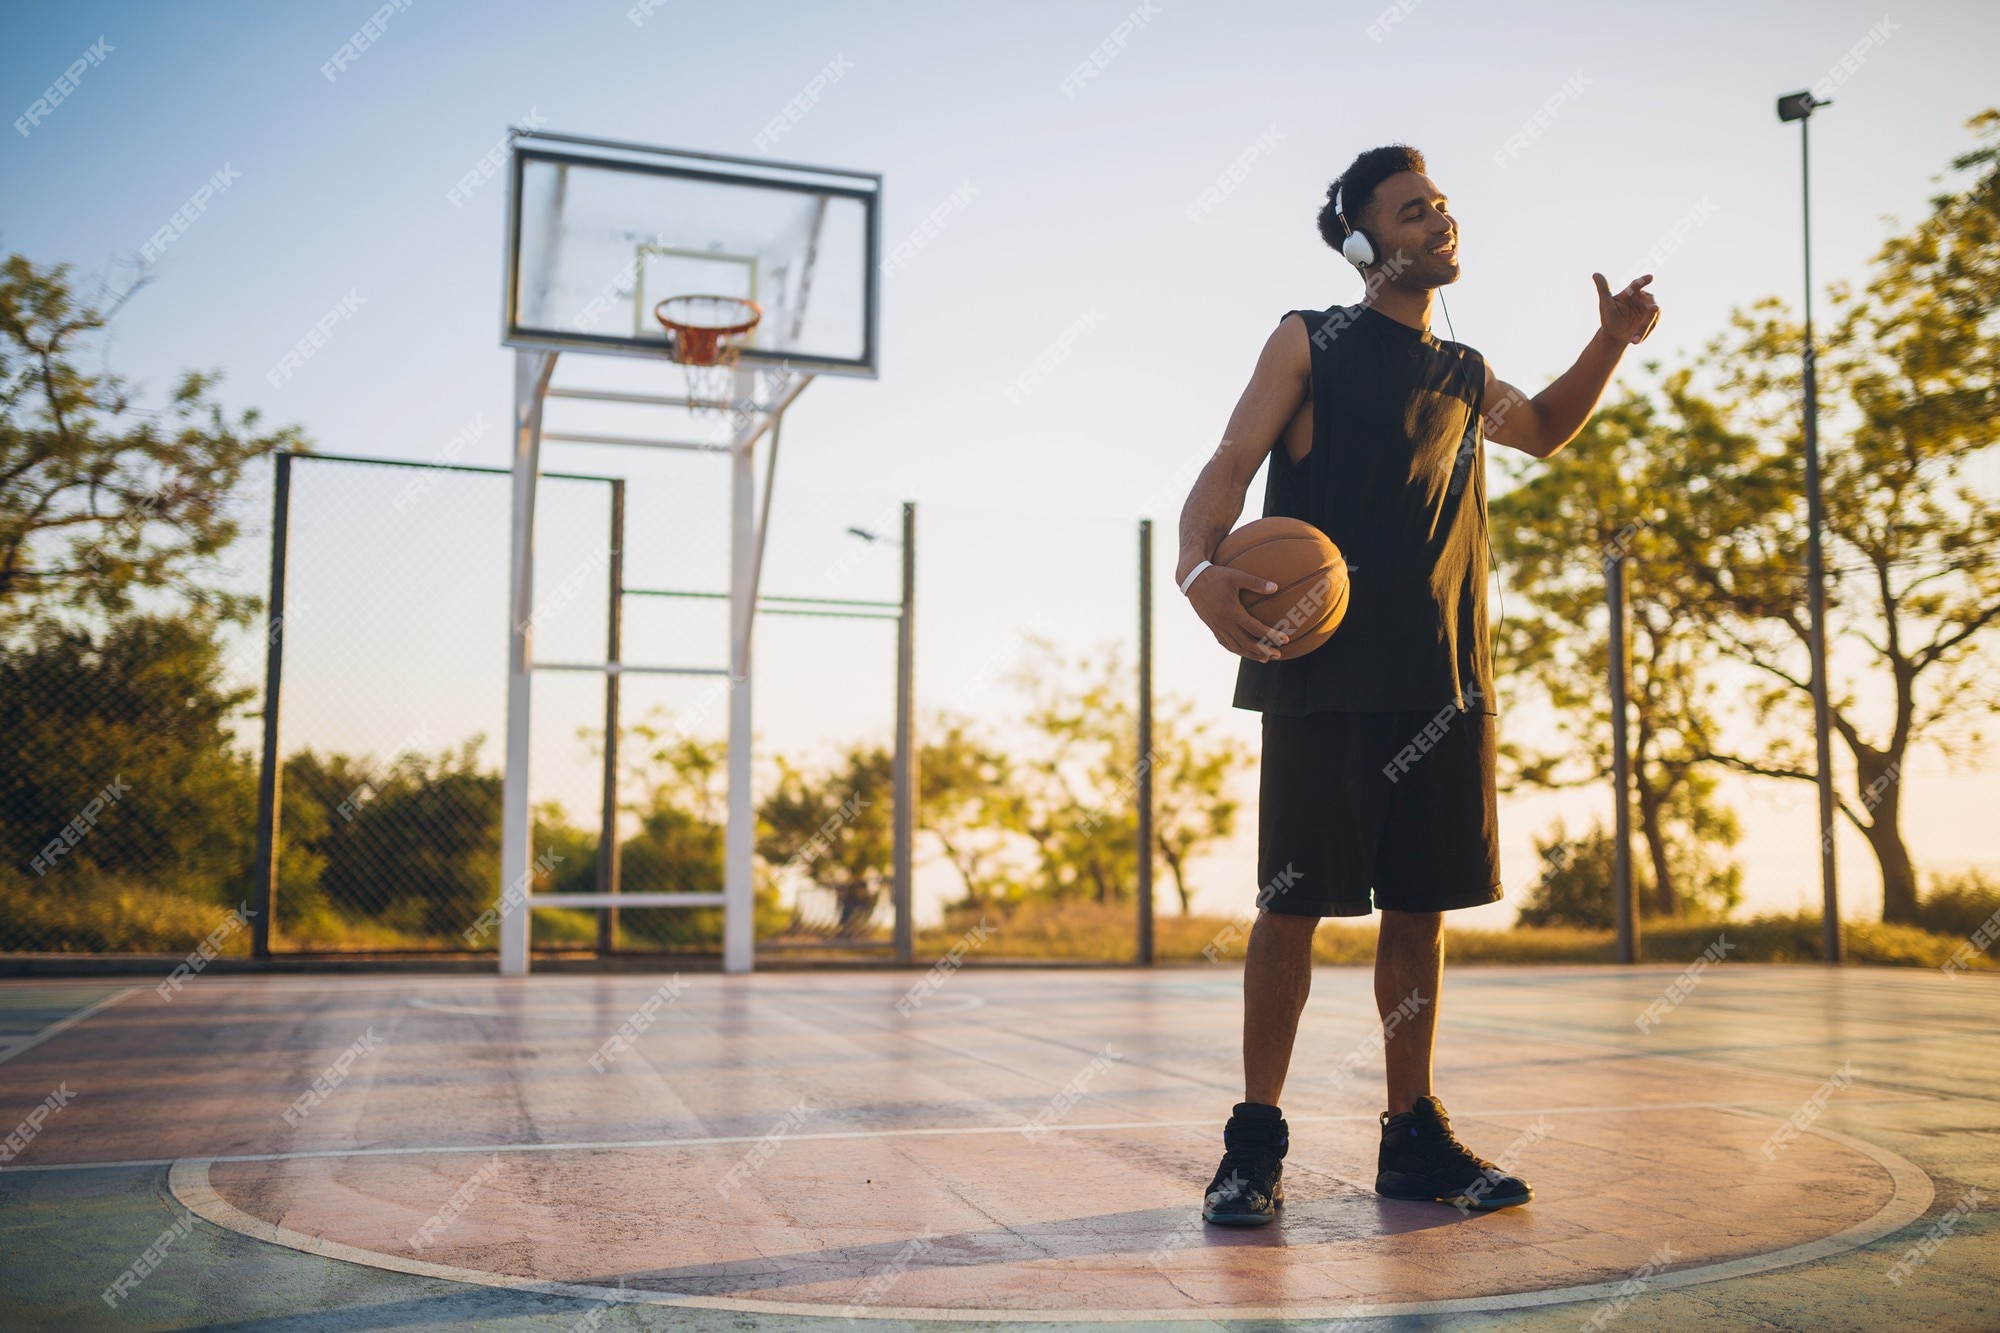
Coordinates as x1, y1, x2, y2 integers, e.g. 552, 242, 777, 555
1202, 1103, 1287, 1226
1375, 1095, 1532, 1210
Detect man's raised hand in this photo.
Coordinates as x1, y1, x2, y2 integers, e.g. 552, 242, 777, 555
1592, 272, 1661, 345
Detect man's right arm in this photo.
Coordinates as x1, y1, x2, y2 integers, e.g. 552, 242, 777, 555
1176, 313, 1311, 662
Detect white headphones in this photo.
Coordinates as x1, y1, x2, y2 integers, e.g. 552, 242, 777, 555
1333, 183, 1377, 269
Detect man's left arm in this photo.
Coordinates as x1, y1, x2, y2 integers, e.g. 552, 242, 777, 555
1481, 273, 1661, 459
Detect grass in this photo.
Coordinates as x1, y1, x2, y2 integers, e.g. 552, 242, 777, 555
914, 898, 2000, 971
4, 876, 1992, 974
0, 874, 252, 955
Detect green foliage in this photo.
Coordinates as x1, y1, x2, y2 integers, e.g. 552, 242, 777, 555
0, 254, 306, 627
757, 744, 893, 935
611, 711, 793, 950
1651, 109, 2000, 924
0, 872, 253, 954
1490, 393, 1742, 917
1, 611, 257, 903
614, 717, 723, 949
921, 897, 1995, 969
534, 801, 600, 897
918, 713, 1035, 909
280, 740, 505, 940
1006, 637, 1145, 904
0, 256, 306, 953
1148, 694, 1251, 914
1916, 870, 2000, 940
1513, 819, 1739, 931
276, 739, 615, 948
1002, 636, 1252, 909
1512, 823, 1625, 931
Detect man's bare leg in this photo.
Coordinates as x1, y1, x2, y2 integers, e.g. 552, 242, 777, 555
1204, 911, 1315, 1225
1243, 911, 1319, 1104
1376, 908, 1442, 1114
1372, 907, 1531, 1207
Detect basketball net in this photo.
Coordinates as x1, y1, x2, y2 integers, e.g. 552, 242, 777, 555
655, 295, 762, 415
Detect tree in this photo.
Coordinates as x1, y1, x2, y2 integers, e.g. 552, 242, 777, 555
614, 717, 727, 947
917, 712, 1035, 909
1656, 110, 2000, 924
1145, 694, 1250, 915
757, 744, 895, 935
1004, 636, 1253, 910
1005, 638, 1146, 904
1513, 822, 1623, 930
0, 254, 304, 627
606, 710, 789, 949
0, 611, 257, 899
283, 740, 503, 938
1490, 395, 1743, 919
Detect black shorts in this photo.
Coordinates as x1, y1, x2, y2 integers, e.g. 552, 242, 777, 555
1255, 706, 1502, 918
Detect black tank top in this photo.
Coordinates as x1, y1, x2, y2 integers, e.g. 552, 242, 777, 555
1231, 302, 1495, 716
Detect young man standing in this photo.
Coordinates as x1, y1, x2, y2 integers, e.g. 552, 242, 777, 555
1176, 144, 1660, 1223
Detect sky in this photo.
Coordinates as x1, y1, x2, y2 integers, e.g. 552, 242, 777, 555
5, 0, 1997, 932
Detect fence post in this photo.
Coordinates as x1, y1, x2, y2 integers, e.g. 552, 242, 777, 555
1607, 548, 1637, 963
893, 500, 916, 964
1137, 519, 1155, 965
250, 451, 293, 959
596, 479, 625, 954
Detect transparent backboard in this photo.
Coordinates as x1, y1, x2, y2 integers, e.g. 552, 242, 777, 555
504, 131, 879, 376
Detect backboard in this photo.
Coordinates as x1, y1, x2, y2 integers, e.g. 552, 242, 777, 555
503, 129, 880, 377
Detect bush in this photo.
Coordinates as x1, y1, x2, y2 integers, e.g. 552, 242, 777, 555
912, 898, 1999, 970
1, 613, 258, 896
1, 613, 262, 952
0, 870, 250, 954
1512, 823, 1624, 930
1915, 871, 2000, 941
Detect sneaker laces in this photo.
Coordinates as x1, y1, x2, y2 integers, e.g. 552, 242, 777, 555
1214, 1120, 1286, 1193
1384, 1104, 1502, 1178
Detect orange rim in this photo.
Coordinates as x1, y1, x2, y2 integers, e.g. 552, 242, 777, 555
653, 296, 762, 366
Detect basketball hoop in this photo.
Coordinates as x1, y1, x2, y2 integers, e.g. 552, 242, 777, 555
655, 295, 762, 413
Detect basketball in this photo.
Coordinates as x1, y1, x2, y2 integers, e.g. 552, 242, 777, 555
1213, 517, 1349, 659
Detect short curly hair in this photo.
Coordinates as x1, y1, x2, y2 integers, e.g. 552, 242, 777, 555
1317, 144, 1427, 251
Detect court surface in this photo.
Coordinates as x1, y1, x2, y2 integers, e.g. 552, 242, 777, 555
1, 963, 1994, 1331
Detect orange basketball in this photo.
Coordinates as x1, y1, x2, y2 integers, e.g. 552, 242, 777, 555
1213, 517, 1349, 660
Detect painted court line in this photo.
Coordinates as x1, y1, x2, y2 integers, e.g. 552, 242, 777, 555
0, 988, 135, 1067
400, 993, 987, 1019
164, 1119, 1934, 1323
1, 1094, 1921, 1175
1445, 1020, 1939, 1099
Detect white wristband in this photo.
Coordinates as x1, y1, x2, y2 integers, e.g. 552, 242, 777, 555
1178, 560, 1213, 595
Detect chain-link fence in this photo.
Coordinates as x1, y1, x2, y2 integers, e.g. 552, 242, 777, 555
265, 451, 620, 953
1, 607, 263, 955
1, 446, 929, 960
5, 447, 1187, 964
268, 451, 916, 957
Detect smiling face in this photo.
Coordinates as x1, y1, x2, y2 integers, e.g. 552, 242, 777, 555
1359, 170, 1459, 287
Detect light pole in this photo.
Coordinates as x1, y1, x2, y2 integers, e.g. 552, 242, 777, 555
848, 514, 917, 965
1137, 519, 1154, 966
1606, 547, 1637, 964
1777, 89, 1840, 964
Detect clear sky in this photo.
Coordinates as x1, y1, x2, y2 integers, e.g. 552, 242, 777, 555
6, 0, 1996, 929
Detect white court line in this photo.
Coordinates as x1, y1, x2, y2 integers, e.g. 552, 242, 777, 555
402, 993, 986, 1018
1442, 1020, 1940, 1099
1, 1094, 1921, 1175
404, 998, 609, 1018
0, 988, 135, 1066
164, 1117, 1935, 1323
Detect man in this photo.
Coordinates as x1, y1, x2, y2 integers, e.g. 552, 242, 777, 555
1175, 144, 1659, 1224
